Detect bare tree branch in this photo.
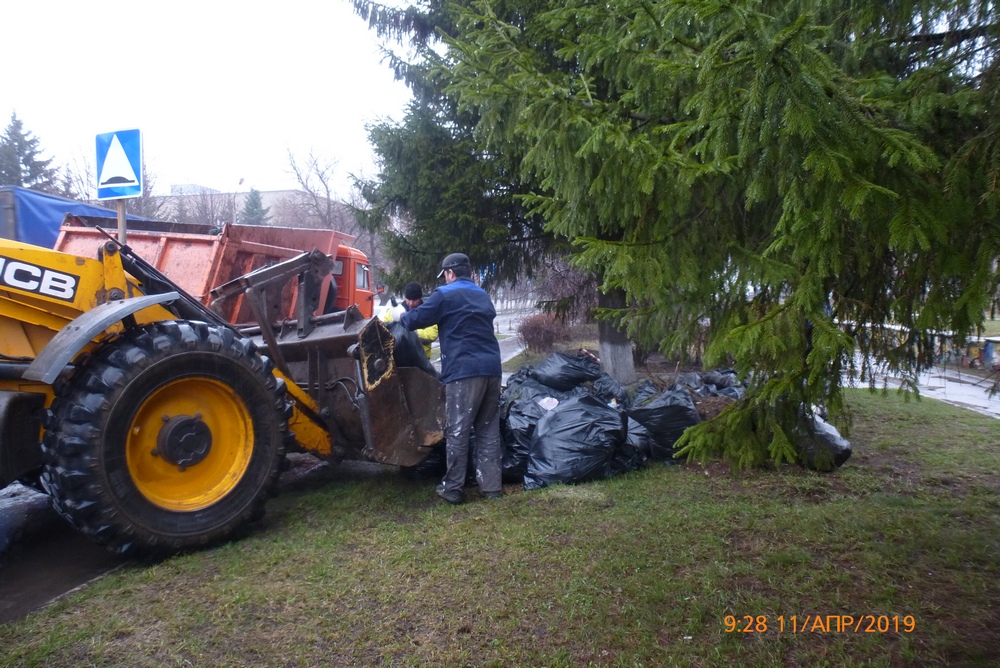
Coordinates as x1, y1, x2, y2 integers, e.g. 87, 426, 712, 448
287, 150, 359, 234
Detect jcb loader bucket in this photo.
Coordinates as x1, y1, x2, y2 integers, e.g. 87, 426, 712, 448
352, 318, 446, 466
212, 249, 445, 468
248, 310, 445, 467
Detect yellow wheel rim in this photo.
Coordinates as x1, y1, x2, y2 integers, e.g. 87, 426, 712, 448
125, 377, 254, 511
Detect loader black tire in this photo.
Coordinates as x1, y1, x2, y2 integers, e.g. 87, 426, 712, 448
40, 321, 288, 556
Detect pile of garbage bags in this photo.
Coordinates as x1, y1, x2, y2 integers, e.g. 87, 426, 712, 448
405, 351, 852, 489
501, 352, 719, 489
503, 351, 853, 487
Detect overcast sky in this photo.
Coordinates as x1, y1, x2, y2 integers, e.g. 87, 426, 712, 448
2, 1, 412, 199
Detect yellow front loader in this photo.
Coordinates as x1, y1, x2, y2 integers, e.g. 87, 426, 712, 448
0, 232, 444, 555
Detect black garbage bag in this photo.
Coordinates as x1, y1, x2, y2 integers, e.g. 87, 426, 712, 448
627, 388, 701, 463
524, 395, 626, 490
625, 416, 654, 462
500, 378, 538, 410
608, 440, 646, 476
608, 418, 649, 475
701, 368, 737, 389
529, 351, 603, 392
400, 443, 447, 480
675, 371, 703, 389
503, 367, 534, 394
590, 372, 630, 407
502, 377, 580, 410
502, 448, 527, 483
502, 396, 549, 483
695, 383, 745, 400
715, 386, 744, 400
501, 370, 584, 428
501, 377, 588, 483
631, 380, 661, 407
386, 321, 437, 377
794, 413, 852, 472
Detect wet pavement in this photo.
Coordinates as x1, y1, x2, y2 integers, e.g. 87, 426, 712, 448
0, 518, 128, 626
0, 483, 129, 625
866, 365, 1000, 419
0, 483, 130, 625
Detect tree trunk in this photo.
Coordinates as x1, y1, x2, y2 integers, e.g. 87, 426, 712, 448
597, 287, 637, 385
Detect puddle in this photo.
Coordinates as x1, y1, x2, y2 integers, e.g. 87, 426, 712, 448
0, 519, 129, 626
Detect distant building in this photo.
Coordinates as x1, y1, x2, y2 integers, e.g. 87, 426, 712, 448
170, 184, 221, 196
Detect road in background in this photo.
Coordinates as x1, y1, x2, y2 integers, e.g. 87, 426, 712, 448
494, 298, 535, 366
873, 365, 1000, 419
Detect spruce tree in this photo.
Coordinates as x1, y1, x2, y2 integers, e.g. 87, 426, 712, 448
241, 188, 271, 226
350, 1, 555, 294
356, 100, 552, 291
0, 113, 57, 193
357, 0, 1000, 466
437, 0, 1000, 466
351, 0, 658, 382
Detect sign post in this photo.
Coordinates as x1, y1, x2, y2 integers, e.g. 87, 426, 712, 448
95, 129, 142, 243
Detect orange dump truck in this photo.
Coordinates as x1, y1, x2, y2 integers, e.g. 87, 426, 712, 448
54, 217, 377, 322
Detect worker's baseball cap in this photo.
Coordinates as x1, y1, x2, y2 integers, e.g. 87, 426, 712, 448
437, 252, 470, 278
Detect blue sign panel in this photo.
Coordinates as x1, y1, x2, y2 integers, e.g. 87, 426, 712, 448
96, 129, 142, 200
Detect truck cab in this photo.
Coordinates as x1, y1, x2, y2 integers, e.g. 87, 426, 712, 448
328, 245, 374, 318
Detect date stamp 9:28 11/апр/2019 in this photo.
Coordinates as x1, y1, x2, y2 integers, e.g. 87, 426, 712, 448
724, 614, 916, 634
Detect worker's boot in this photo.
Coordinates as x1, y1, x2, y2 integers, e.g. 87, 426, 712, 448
435, 487, 463, 504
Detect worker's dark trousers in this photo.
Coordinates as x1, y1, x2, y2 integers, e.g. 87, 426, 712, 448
439, 375, 503, 496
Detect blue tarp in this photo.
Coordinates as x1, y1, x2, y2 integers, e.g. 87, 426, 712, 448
0, 186, 153, 249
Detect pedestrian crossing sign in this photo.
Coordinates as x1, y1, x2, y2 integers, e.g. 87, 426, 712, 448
96, 129, 142, 200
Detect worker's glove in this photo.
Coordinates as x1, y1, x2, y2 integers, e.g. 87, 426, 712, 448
391, 304, 406, 320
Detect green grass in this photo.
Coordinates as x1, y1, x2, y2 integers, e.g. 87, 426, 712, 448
3, 390, 1000, 667
501, 328, 599, 372
502, 346, 546, 372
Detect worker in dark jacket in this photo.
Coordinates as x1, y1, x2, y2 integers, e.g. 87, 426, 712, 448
400, 252, 503, 504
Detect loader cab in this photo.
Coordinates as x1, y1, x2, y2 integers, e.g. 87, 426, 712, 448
327, 245, 374, 318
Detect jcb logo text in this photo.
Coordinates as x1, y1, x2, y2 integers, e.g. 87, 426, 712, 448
0, 256, 79, 302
